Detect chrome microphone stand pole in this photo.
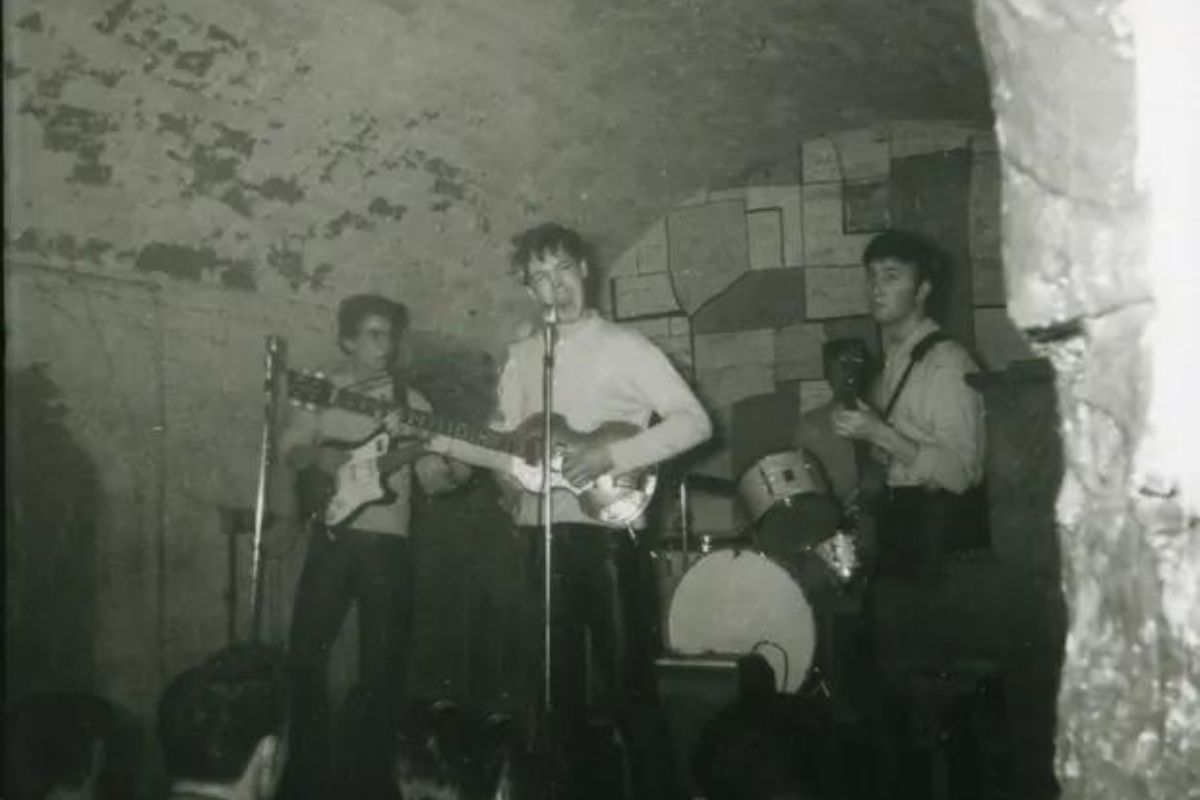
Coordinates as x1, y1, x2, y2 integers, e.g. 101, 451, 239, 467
250, 334, 286, 641
540, 306, 558, 714
679, 477, 692, 566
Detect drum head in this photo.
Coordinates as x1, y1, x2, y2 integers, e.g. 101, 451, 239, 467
666, 550, 815, 692
755, 493, 842, 558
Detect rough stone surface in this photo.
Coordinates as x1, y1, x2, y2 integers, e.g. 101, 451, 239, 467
974, 306, 1034, 370
976, 0, 1200, 797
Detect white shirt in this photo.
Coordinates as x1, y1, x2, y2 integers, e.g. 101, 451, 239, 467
870, 319, 985, 494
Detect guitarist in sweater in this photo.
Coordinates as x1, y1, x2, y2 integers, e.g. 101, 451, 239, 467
271, 293, 469, 800
495, 223, 712, 800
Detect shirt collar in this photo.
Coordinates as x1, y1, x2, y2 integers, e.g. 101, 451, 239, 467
555, 309, 600, 342
884, 318, 940, 367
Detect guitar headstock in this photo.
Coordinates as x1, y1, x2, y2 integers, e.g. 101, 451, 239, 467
825, 338, 872, 408
287, 369, 335, 410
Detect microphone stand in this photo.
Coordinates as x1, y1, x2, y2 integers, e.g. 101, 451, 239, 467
540, 306, 558, 715
250, 334, 286, 641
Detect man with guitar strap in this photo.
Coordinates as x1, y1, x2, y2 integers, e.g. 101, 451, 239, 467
832, 230, 986, 586
271, 294, 469, 800
495, 223, 712, 800
831, 230, 987, 784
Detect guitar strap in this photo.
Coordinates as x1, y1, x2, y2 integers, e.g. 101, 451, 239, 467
855, 331, 947, 510
882, 331, 947, 422
390, 368, 409, 414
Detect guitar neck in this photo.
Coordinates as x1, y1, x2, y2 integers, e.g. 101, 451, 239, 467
317, 383, 521, 471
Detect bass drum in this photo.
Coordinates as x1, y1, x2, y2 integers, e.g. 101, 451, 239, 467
666, 549, 836, 693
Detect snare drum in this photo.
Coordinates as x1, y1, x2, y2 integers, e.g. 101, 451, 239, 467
666, 548, 837, 692
738, 451, 842, 558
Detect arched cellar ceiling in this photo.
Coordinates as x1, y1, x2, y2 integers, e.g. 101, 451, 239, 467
290, 0, 990, 245
4, 0, 990, 339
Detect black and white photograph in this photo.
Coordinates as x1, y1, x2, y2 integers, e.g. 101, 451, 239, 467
4, 1, 1198, 799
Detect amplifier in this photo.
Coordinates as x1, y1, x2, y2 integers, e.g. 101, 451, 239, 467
654, 653, 773, 796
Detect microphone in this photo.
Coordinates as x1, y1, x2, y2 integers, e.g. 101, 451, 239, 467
264, 334, 286, 391
542, 306, 558, 367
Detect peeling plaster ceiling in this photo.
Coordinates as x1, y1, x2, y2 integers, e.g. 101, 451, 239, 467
4, 0, 990, 340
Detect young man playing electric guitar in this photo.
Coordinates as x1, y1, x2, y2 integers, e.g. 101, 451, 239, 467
272, 293, 469, 800
831, 230, 987, 793
494, 223, 712, 800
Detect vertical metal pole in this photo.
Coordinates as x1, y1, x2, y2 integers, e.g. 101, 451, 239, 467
679, 478, 691, 566
250, 335, 285, 640
540, 310, 558, 713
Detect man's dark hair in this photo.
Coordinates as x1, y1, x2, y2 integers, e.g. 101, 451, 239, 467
862, 229, 951, 321
336, 293, 409, 343
393, 703, 510, 800
509, 222, 594, 285
4, 692, 116, 800
157, 643, 290, 784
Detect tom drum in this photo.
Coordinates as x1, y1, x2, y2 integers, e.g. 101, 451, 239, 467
738, 451, 842, 558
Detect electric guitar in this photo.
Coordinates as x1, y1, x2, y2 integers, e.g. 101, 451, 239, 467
292, 430, 428, 533
826, 340, 882, 523
286, 369, 658, 527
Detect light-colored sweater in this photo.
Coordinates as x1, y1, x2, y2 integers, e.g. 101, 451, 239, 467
493, 313, 712, 526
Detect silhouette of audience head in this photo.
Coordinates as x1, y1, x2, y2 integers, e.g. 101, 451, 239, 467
157, 643, 290, 800
5, 691, 118, 800
392, 702, 515, 800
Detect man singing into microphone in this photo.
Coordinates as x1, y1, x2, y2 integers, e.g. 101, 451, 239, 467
493, 223, 712, 799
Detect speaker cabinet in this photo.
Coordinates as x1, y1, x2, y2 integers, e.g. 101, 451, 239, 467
654, 654, 771, 796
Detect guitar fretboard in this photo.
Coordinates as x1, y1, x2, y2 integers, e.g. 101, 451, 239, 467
297, 375, 516, 455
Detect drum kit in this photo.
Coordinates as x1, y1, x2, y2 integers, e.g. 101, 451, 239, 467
653, 449, 866, 695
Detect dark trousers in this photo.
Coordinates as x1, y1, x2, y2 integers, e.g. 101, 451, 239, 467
868, 487, 963, 666
284, 529, 414, 799
866, 487, 989, 796
523, 523, 681, 800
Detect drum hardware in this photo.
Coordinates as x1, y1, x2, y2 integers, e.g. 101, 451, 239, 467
737, 451, 830, 525
750, 639, 791, 692
738, 450, 842, 558
814, 529, 860, 585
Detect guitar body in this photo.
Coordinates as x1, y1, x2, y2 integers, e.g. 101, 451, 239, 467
287, 369, 659, 527
295, 431, 395, 531
505, 414, 658, 527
